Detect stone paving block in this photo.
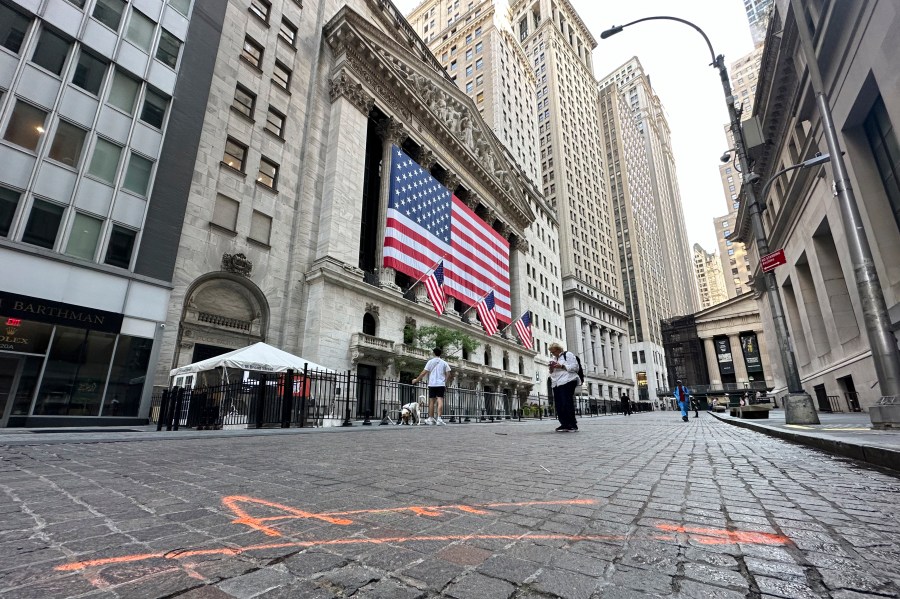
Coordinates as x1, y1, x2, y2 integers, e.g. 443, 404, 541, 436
677, 579, 747, 599
443, 572, 515, 599
681, 562, 748, 591
216, 564, 295, 598
609, 565, 672, 594
354, 578, 429, 599
530, 567, 600, 599
400, 556, 466, 590
754, 575, 823, 599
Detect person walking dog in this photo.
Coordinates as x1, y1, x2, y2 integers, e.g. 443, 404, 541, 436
412, 348, 453, 425
673, 380, 691, 423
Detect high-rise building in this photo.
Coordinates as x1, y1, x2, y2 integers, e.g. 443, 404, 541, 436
716, 44, 764, 298
692, 243, 728, 310
509, 0, 633, 401
0, 0, 205, 427
597, 65, 670, 403
405, 0, 565, 390
598, 58, 698, 317
743, 0, 773, 46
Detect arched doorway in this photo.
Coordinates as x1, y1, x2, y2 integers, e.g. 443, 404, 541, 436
174, 274, 270, 376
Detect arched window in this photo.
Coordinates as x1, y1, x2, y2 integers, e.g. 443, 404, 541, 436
362, 313, 377, 336
484, 346, 491, 366
502, 351, 510, 371
518, 356, 525, 375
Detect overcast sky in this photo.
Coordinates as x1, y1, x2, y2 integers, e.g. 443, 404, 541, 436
391, 0, 756, 251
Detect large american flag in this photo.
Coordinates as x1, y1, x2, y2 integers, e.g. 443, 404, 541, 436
514, 311, 533, 349
475, 291, 498, 336
424, 261, 446, 316
383, 146, 511, 322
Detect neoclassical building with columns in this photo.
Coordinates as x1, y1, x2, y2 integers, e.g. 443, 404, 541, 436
150, 0, 543, 407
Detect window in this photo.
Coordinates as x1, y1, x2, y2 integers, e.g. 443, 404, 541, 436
465, 81, 473, 93
0, 187, 22, 237
728, 249, 735, 255
105, 225, 136, 268
241, 36, 263, 69
721, 221, 729, 228
465, 65, 472, 76
0, 3, 31, 54
4, 102, 48, 151
264, 107, 285, 137
272, 60, 291, 89
65, 213, 103, 260
232, 85, 256, 118
223, 137, 247, 171
211, 194, 239, 230
475, 58, 483, 70
66, 0, 87, 9
72, 50, 107, 95
48, 121, 87, 167
249, 0, 271, 22
92, 0, 126, 31
122, 153, 153, 195
279, 18, 298, 47
257, 157, 278, 189
140, 89, 168, 128
169, 0, 192, 17
155, 28, 181, 69
125, 10, 155, 52
88, 138, 122, 184
475, 41, 482, 53
108, 70, 140, 114
22, 200, 64, 249
250, 210, 271, 245
32, 28, 71, 76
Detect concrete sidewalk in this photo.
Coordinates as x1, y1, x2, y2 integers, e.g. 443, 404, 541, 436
713, 408, 900, 472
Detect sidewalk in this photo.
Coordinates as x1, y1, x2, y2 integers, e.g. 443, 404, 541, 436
713, 408, 900, 471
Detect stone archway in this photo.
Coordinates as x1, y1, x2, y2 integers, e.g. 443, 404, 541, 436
174, 273, 270, 371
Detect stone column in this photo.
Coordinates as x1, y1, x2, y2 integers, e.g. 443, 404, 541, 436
730, 334, 750, 386
591, 325, 601, 374
619, 333, 633, 381
375, 117, 407, 290
582, 320, 595, 372
602, 328, 612, 373
609, 333, 618, 375
318, 71, 374, 265
704, 337, 721, 387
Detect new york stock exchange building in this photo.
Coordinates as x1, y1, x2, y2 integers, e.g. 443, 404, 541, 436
147, 0, 543, 424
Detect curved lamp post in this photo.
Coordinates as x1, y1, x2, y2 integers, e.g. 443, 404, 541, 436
758, 153, 831, 207
601, 16, 820, 423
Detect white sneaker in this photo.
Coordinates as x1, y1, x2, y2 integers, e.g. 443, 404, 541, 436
425, 417, 436, 425
435, 417, 446, 426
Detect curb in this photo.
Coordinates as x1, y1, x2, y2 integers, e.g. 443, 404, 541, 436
712, 413, 900, 472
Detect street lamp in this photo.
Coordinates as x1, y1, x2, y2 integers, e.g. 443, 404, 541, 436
758, 153, 832, 207
601, 16, 821, 424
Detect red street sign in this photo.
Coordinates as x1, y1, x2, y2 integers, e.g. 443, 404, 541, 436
761, 249, 787, 272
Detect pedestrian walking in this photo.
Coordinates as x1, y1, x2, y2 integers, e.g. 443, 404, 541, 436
691, 398, 700, 418
412, 348, 453, 425
548, 342, 579, 432
620, 392, 632, 416
673, 380, 690, 422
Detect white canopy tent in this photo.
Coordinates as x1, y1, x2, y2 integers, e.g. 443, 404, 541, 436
170, 342, 334, 378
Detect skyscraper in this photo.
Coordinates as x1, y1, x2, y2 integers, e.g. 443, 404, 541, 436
598, 58, 699, 317
509, 0, 632, 400
743, 0, 773, 46
693, 243, 728, 309
597, 63, 670, 402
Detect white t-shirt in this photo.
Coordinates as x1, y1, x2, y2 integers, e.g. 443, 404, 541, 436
424, 357, 451, 386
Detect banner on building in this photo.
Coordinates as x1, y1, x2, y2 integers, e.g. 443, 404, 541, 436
740, 333, 763, 373
715, 337, 735, 375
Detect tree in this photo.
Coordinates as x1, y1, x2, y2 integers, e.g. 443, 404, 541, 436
414, 325, 480, 357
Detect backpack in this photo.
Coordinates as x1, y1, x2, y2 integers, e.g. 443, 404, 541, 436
566, 351, 585, 383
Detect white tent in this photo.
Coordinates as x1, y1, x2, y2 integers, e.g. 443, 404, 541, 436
169, 342, 334, 377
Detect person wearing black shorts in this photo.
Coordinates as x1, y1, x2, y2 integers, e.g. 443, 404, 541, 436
412, 348, 453, 425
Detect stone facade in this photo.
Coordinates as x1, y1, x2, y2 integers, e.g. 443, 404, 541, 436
154, 0, 539, 405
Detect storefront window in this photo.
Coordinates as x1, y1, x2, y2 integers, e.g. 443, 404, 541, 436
10, 356, 44, 416
103, 335, 152, 417
0, 318, 53, 353
35, 326, 116, 416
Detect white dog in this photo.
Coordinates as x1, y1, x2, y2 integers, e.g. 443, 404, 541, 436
400, 398, 425, 425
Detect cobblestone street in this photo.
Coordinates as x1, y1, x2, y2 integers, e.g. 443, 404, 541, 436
1, 412, 899, 598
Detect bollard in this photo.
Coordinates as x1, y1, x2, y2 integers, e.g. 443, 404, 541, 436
281, 370, 294, 428
449, 410, 457, 423
379, 409, 390, 425
172, 387, 185, 431
157, 390, 169, 432
362, 409, 372, 425
255, 374, 267, 429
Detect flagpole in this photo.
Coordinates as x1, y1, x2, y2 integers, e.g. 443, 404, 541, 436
405, 257, 446, 291
459, 291, 492, 318
499, 310, 530, 335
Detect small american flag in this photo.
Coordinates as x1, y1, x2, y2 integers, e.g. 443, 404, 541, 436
475, 291, 498, 336
514, 311, 533, 349
424, 262, 446, 316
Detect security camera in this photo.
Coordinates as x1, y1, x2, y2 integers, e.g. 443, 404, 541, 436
719, 152, 731, 164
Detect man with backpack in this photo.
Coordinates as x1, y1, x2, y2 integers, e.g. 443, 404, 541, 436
548, 342, 582, 432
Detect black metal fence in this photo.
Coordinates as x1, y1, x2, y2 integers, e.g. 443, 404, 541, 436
151, 369, 655, 430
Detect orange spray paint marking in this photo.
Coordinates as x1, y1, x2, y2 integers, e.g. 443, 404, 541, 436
222, 496, 354, 536
223, 497, 598, 537
56, 522, 793, 574
655, 523, 791, 546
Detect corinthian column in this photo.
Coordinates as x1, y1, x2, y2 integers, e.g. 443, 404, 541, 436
376, 117, 407, 290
